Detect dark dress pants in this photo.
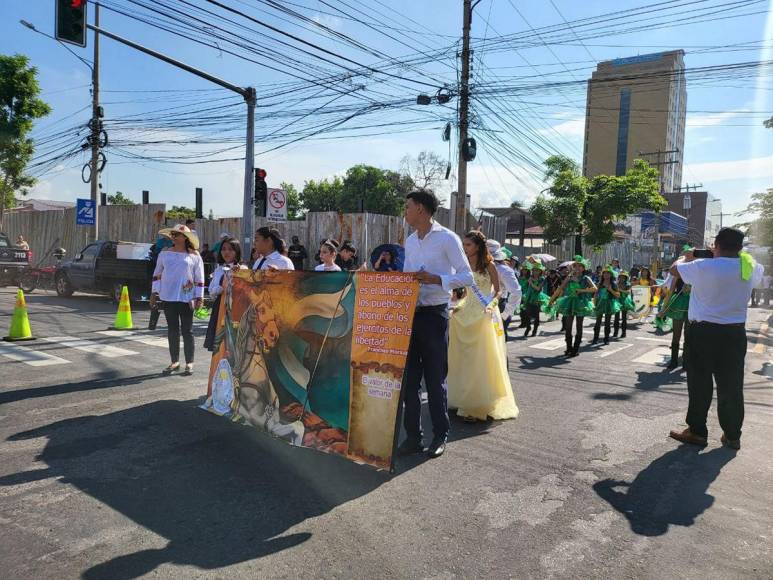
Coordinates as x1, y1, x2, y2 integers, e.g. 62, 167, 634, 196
686, 322, 746, 441
164, 301, 195, 364
403, 306, 450, 443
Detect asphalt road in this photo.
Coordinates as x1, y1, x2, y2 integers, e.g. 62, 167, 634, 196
0, 287, 771, 579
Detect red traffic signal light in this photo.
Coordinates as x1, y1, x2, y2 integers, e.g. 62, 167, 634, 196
256, 168, 267, 180
56, 0, 87, 47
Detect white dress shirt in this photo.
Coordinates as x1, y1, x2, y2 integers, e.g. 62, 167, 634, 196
677, 257, 764, 324
314, 263, 342, 271
208, 263, 245, 297
253, 250, 295, 271
403, 220, 473, 307
152, 250, 205, 303
495, 261, 521, 317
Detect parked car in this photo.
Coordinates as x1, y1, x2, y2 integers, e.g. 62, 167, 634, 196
55, 241, 154, 302
0, 232, 31, 287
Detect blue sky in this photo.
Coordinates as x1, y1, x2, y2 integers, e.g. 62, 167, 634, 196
2, 0, 771, 217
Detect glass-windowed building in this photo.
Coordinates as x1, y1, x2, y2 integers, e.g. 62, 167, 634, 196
582, 50, 687, 194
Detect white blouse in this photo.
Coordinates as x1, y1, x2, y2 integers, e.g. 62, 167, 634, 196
208, 263, 245, 297
314, 263, 342, 272
152, 250, 205, 303
253, 250, 295, 271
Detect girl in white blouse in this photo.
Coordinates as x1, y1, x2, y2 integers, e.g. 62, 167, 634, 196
314, 240, 342, 272
204, 237, 245, 352
150, 224, 204, 376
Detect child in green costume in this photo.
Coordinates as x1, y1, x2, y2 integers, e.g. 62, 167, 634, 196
549, 256, 596, 357
522, 261, 549, 338
592, 266, 621, 345
613, 271, 634, 338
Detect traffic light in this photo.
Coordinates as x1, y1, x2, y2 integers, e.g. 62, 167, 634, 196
56, 0, 87, 47
254, 168, 267, 217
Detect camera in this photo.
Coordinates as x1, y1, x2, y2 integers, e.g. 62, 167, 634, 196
693, 249, 713, 259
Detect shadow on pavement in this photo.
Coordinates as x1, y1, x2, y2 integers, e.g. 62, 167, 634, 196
516, 354, 571, 370
593, 445, 735, 536
0, 371, 163, 405
0, 399, 393, 578
634, 369, 686, 391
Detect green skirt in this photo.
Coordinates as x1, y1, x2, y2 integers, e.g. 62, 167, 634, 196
665, 292, 690, 321
618, 294, 635, 312
595, 296, 621, 316
556, 295, 595, 317
523, 286, 550, 307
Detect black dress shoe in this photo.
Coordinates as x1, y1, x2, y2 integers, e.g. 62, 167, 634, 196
426, 436, 447, 459
397, 439, 425, 456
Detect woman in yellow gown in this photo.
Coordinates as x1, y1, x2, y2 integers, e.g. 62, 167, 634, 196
448, 231, 519, 422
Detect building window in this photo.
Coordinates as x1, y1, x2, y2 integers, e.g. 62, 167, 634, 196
616, 88, 631, 176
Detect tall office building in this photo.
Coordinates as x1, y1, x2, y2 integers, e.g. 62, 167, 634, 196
582, 50, 687, 193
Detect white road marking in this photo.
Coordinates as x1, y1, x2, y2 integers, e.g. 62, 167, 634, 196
595, 342, 633, 358
753, 319, 768, 355
528, 338, 567, 351
41, 336, 138, 358
0, 342, 70, 367
97, 330, 168, 348
632, 346, 671, 365
635, 336, 671, 343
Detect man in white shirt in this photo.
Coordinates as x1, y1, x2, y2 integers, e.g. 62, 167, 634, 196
668, 228, 764, 450
487, 240, 521, 339
400, 191, 473, 459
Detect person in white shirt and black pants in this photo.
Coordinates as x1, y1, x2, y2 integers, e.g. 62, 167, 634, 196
400, 191, 474, 459
150, 224, 205, 376
668, 228, 764, 450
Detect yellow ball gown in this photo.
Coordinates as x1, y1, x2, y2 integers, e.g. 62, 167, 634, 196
448, 270, 519, 421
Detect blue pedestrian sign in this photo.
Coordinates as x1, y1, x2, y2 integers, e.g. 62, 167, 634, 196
76, 198, 95, 225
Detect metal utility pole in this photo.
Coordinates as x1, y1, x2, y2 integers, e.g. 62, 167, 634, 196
455, 0, 475, 236
85, 23, 257, 260
639, 148, 679, 272
89, 3, 100, 242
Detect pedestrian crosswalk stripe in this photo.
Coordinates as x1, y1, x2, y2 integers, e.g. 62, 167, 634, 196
0, 342, 70, 367
632, 345, 671, 365
635, 336, 670, 343
41, 336, 138, 358
528, 338, 566, 351
595, 343, 633, 358
97, 330, 168, 348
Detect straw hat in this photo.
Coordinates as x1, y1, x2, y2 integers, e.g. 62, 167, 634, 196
486, 239, 507, 261
159, 223, 200, 250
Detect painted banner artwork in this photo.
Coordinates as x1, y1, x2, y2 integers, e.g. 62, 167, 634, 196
630, 286, 652, 321
202, 268, 419, 470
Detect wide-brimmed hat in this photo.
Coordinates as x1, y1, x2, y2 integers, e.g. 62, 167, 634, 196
159, 223, 200, 250
526, 260, 545, 271
486, 239, 507, 261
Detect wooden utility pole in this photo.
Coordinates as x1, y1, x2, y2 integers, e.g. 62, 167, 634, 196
639, 148, 679, 272
455, 0, 476, 236
89, 3, 100, 242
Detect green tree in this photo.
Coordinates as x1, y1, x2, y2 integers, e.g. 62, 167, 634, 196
279, 181, 302, 219
167, 205, 196, 220
300, 176, 344, 212
0, 54, 51, 221
340, 164, 413, 216
530, 155, 663, 252
736, 188, 773, 247
107, 191, 135, 205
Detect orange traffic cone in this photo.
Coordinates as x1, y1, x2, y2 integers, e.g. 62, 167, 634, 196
109, 285, 134, 330
4, 289, 35, 341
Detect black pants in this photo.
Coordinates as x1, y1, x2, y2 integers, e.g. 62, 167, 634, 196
524, 303, 540, 334
404, 307, 450, 442
593, 313, 611, 341
750, 289, 759, 307
613, 311, 628, 336
564, 315, 584, 353
686, 322, 746, 441
164, 302, 195, 364
671, 318, 689, 364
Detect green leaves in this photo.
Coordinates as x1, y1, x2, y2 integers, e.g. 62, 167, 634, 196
529, 155, 663, 248
0, 54, 51, 216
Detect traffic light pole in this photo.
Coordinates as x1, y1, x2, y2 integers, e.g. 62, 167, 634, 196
455, 0, 472, 236
89, 3, 100, 242
84, 23, 256, 258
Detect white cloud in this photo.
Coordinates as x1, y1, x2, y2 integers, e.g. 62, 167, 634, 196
686, 109, 749, 129
541, 116, 586, 138
687, 154, 773, 182
312, 13, 344, 30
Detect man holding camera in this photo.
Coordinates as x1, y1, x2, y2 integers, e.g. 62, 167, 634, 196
667, 228, 764, 451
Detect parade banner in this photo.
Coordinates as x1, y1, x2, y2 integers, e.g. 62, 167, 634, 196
630, 286, 652, 321
202, 268, 419, 470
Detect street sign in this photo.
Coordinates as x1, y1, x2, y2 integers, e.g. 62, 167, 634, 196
76, 198, 96, 225
266, 188, 287, 222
